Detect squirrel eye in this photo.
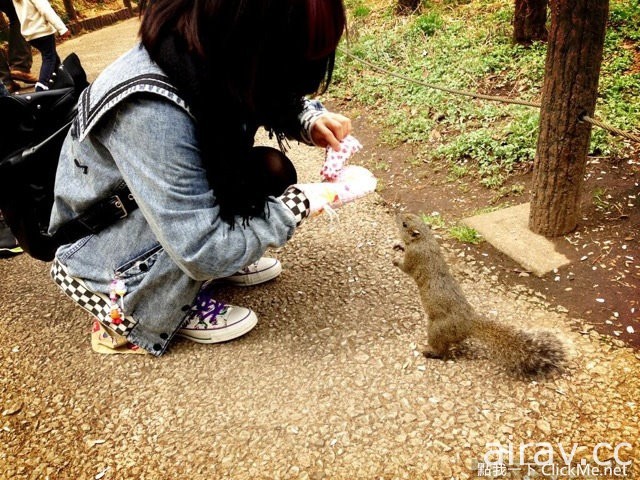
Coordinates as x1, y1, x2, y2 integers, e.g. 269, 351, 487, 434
402, 222, 408, 228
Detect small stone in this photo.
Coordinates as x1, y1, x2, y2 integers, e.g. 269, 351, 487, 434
530, 401, 540, 414
401, 413, 418, 424
536, 419, 551, 435
354, 352, 370, 363
87, 439, 106, 448
2, 404, 22, 416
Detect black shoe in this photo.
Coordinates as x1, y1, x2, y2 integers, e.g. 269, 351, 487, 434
0, 218, 23, 257
3, 80, 21, 93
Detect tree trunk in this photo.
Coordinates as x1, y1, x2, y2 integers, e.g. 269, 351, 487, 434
513, 0, 549, 45
123, 0, 134, 15
529, 0, 609, 237
62, 0, 77, 21
396, 0, 421, 15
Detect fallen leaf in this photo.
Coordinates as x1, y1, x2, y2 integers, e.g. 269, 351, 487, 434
95, 466, 110, 479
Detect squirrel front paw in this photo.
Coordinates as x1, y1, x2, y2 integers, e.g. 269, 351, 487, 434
393, 241, 405, 252
392, 242, 405, 269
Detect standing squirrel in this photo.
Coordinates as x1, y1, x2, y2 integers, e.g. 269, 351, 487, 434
393, 213, 566, 377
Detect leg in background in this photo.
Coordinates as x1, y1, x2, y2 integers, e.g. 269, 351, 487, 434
0, 0, 33, 74
29, 35, 59, 90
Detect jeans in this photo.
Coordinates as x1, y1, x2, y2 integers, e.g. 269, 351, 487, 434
30, 35, 59, 87
0, 0, 33, 82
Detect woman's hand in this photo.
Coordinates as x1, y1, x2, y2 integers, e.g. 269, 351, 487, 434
310, 112, 352, 151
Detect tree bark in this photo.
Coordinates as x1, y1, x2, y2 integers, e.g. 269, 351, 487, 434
529, 0, 609, 237
396, 0, 421, 15
123, 0, 134, 15
62, 0, 77, 21
513, 0, 549, 45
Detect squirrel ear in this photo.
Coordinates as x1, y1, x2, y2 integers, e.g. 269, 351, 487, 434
410, 229, 421, 238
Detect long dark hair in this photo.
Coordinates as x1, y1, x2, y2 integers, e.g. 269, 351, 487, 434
138, 0, 347, 223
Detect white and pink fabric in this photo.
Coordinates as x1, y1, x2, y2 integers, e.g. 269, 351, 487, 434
294, 135, 376, 217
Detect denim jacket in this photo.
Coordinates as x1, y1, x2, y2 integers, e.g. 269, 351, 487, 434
49, 45, 326, 355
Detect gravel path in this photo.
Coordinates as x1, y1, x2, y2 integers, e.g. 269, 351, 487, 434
1, 19, 638, 480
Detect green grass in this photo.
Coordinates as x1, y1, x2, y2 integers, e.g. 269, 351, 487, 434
592, 187, 610, 210
420, 212, 446, 229
448, 225, 483, 244
418, 213, 483, 245
332, 0, 639, 186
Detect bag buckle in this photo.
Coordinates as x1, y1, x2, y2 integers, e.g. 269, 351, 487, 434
112, 195, 128, 219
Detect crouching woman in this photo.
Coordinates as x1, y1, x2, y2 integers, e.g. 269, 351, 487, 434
49, 0, 363, 355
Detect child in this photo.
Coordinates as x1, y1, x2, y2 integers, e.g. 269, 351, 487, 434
11, 0, 70, 91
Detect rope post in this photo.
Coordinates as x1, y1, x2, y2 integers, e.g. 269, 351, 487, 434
528, 0, 609, 237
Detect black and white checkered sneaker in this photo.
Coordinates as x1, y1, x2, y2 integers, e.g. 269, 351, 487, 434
280, 186, 310, 226
51, 258, 136, 336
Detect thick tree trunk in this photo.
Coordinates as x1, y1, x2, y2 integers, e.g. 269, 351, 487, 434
529, 0, 609, 237
513, 0, 549, 45
396, 0, 421, 15
62, 0, 77, 21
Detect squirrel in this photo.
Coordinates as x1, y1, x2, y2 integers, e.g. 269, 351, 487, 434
393, 213, 566, 377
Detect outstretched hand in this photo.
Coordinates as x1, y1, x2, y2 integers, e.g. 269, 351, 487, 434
310, 112, 352, 151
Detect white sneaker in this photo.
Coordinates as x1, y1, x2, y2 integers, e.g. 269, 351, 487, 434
224, 257, 282, 286
178, 297, 258, 344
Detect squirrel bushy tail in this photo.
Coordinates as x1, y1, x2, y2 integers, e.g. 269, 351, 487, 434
469, 315, 566, 376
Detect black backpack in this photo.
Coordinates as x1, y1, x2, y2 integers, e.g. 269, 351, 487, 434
0, 54, 137, 262
0, 54, 87, 261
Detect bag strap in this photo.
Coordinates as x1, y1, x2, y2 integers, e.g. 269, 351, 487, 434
53, 182, 138, 245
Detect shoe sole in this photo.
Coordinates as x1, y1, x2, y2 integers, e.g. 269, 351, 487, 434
223, 260, 282, 286
0, 246, 23, 257
178, 310, 258, 344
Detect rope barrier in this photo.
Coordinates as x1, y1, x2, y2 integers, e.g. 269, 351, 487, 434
581, 115, 640, 144
339, 48, 541, 108
339, 47, 640, 144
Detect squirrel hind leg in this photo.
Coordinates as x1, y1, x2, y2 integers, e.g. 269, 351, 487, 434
423, 345, 447, 359
423, 338, 453, 360
423, 340, 469, 360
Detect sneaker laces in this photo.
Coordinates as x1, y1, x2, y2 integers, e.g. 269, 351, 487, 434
182, 289, 230, 328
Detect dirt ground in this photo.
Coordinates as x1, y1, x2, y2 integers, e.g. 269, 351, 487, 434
335, 102, 640, 350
